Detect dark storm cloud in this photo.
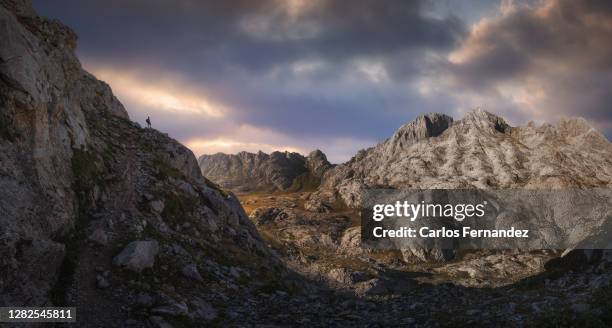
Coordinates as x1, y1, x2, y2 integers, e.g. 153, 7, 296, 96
33, 0, 467, 151
35, 0, 465, 73
31, 0, 611, 162
446, 0, 612, 135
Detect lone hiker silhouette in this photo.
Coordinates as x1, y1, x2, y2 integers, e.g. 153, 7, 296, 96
146, 116, 151, 128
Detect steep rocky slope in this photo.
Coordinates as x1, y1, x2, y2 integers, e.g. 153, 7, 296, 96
0, 2, 291, 326
198, 149, 333, 193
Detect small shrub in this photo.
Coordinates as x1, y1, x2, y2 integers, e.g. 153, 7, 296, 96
0, 113, 16, 142
153, 155, 182, 180
71, 148, 99, 192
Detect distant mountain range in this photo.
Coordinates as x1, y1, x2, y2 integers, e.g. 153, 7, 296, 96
199, 109, 612, 203
198, 149, 333, 193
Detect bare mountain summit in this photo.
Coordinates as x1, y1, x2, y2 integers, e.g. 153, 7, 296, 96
309, 108, 612, 209
198, 149, 333, 193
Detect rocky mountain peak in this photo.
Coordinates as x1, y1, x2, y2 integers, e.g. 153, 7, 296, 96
308, 149, 327, 160
461, 108, 510, 133
0, 0, 35, 18
555, 116, 608, 140
312, 109, 611, 210
306, 149, 333, 178
199, 149, 334, 192
269, 150, 301, 161
389, 113, 453, 145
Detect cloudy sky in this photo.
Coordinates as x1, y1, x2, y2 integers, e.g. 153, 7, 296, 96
33, 0, 612, 163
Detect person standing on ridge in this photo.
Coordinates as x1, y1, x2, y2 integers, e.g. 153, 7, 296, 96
146, 116, 151, 128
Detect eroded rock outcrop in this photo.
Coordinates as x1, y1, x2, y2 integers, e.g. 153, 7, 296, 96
112, 240, 160, 273
198, 149, 333, 192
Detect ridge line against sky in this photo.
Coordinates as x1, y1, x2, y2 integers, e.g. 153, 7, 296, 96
33, 0, 612, 163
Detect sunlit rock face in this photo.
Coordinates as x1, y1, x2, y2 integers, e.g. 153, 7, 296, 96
198, 149, 333, 193
311, 108, 612, 209
300, 109, 611, 263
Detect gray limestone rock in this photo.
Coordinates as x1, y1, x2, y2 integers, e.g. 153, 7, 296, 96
198, 149, 334, 192
113, 240, 160, 272
189, 297, 218, 322
181, 264, 203, 282
307, 109, 612, 262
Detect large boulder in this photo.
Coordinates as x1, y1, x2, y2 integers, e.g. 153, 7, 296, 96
113, 240, 159, 272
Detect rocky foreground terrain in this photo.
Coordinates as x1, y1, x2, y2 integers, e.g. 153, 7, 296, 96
198, 150, 333, 193
1, 0, 612, 327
